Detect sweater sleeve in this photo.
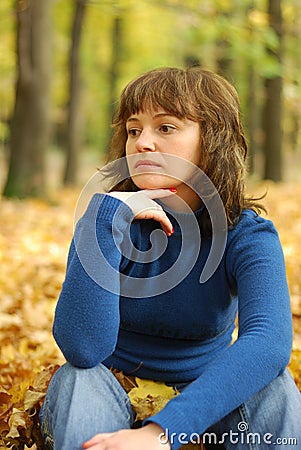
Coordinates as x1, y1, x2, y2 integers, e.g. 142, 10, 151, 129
53, 193, 134, 368
145, 212, 292, 449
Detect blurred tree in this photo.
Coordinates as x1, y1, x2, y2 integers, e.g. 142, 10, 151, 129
215, 8, 233, 81
0, 2, 16, 149
283, 0, 301, 155
63, 0, 87, 186
263, 0, 283, 181
109, 15, 123, 124
245, 1, 262, 175
1, 0, 300, 186
184, 55, 201, 68
104, 13, 123, 152
3, 0, 52, 198
247, 66, 261, 175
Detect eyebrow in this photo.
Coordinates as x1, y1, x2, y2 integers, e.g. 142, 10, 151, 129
126, 117, 139, 123
126, 113, 176, 123
153, 113, 175, 119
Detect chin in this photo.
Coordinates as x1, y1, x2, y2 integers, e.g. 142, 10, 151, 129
132, 174, 176, 191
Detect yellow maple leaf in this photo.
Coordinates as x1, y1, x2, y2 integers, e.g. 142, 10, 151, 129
9, 380, 31, 404
128, 378, 178, 421
7, 408, 30, 439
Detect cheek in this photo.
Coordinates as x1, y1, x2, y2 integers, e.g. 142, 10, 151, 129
125, 140, 130, 155
175, 133, 201, 162
125, 136, 137, 155
189, 139, 202, 166
177, 147, 201, 167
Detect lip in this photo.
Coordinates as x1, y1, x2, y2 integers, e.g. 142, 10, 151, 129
134, 159, 163, 169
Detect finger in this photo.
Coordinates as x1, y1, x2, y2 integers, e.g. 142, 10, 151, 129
82, 433, 113, 448
143, 188, 177, 200
135, 209, 174, 236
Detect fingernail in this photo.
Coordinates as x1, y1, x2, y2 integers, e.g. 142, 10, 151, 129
171, 227, 174, 234
169, 188, 177, 193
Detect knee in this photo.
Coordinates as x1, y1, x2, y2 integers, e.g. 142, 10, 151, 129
52, 362, 115, 387
51, 362, 82, 385
44, 363, 108, 414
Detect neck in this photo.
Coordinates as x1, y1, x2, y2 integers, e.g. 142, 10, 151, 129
162, 185, 202, 212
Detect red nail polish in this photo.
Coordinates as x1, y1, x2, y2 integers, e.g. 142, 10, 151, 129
165, 228, 174, 236
169, 188, 177, 193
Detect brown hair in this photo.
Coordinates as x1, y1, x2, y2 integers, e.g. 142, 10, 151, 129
106, 67, 265, 229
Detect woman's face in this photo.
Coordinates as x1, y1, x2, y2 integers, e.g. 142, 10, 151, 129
125, 109, 202, 210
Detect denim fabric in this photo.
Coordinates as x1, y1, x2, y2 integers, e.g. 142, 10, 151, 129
39, 363, 134, 449
40, 364, 301, 450
206, 370, 301, 449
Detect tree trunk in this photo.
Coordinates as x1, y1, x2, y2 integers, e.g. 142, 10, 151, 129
3, 0, 52, 198
245, 1, 262, 176
63, 0, 87, 186
184, 55, 201, 68
247, 67, 258, 175
109, 16, 122, 123
289, 113, 299, 153
216, 38, 232, 82
103, 15, 123, 153
263, 0, 283, 181
215, 9, 233, 82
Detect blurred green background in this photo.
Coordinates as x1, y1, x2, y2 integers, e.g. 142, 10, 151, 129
0, 0, 300, 197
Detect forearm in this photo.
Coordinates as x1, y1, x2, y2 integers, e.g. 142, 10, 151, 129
53, 194, 133, 367
146, 215, 293, 449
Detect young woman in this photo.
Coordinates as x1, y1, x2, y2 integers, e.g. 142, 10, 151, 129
40, 67, 301, 450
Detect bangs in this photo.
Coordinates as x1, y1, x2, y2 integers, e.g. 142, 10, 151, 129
108, 66, 259, 228
116, 68, 200, 123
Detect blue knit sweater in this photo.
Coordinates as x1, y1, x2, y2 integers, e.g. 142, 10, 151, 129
53, 194, 292, 450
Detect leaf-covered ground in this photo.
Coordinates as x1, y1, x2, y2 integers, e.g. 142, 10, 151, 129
0, 182, 300, 449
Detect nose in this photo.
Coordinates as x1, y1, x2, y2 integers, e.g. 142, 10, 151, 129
135, 129, 156, 152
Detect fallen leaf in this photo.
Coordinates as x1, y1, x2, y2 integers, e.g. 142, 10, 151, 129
0, 183, 301, 448
7, 408, 28, 439
128, 378, 178, 421
111, 369, 137, 393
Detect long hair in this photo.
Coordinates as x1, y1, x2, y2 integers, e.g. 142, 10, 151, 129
105, 67, 265, 230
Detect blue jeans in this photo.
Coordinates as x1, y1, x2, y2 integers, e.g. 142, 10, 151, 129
39, 363, 301, 450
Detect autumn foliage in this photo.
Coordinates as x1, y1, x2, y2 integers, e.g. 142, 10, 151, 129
0, 183, 300, 449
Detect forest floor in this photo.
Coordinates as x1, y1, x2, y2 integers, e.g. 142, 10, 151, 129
0, 180, 300, 449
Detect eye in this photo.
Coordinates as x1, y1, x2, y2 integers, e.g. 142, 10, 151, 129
127, 128, 141, 137
159, 124, 176, 134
